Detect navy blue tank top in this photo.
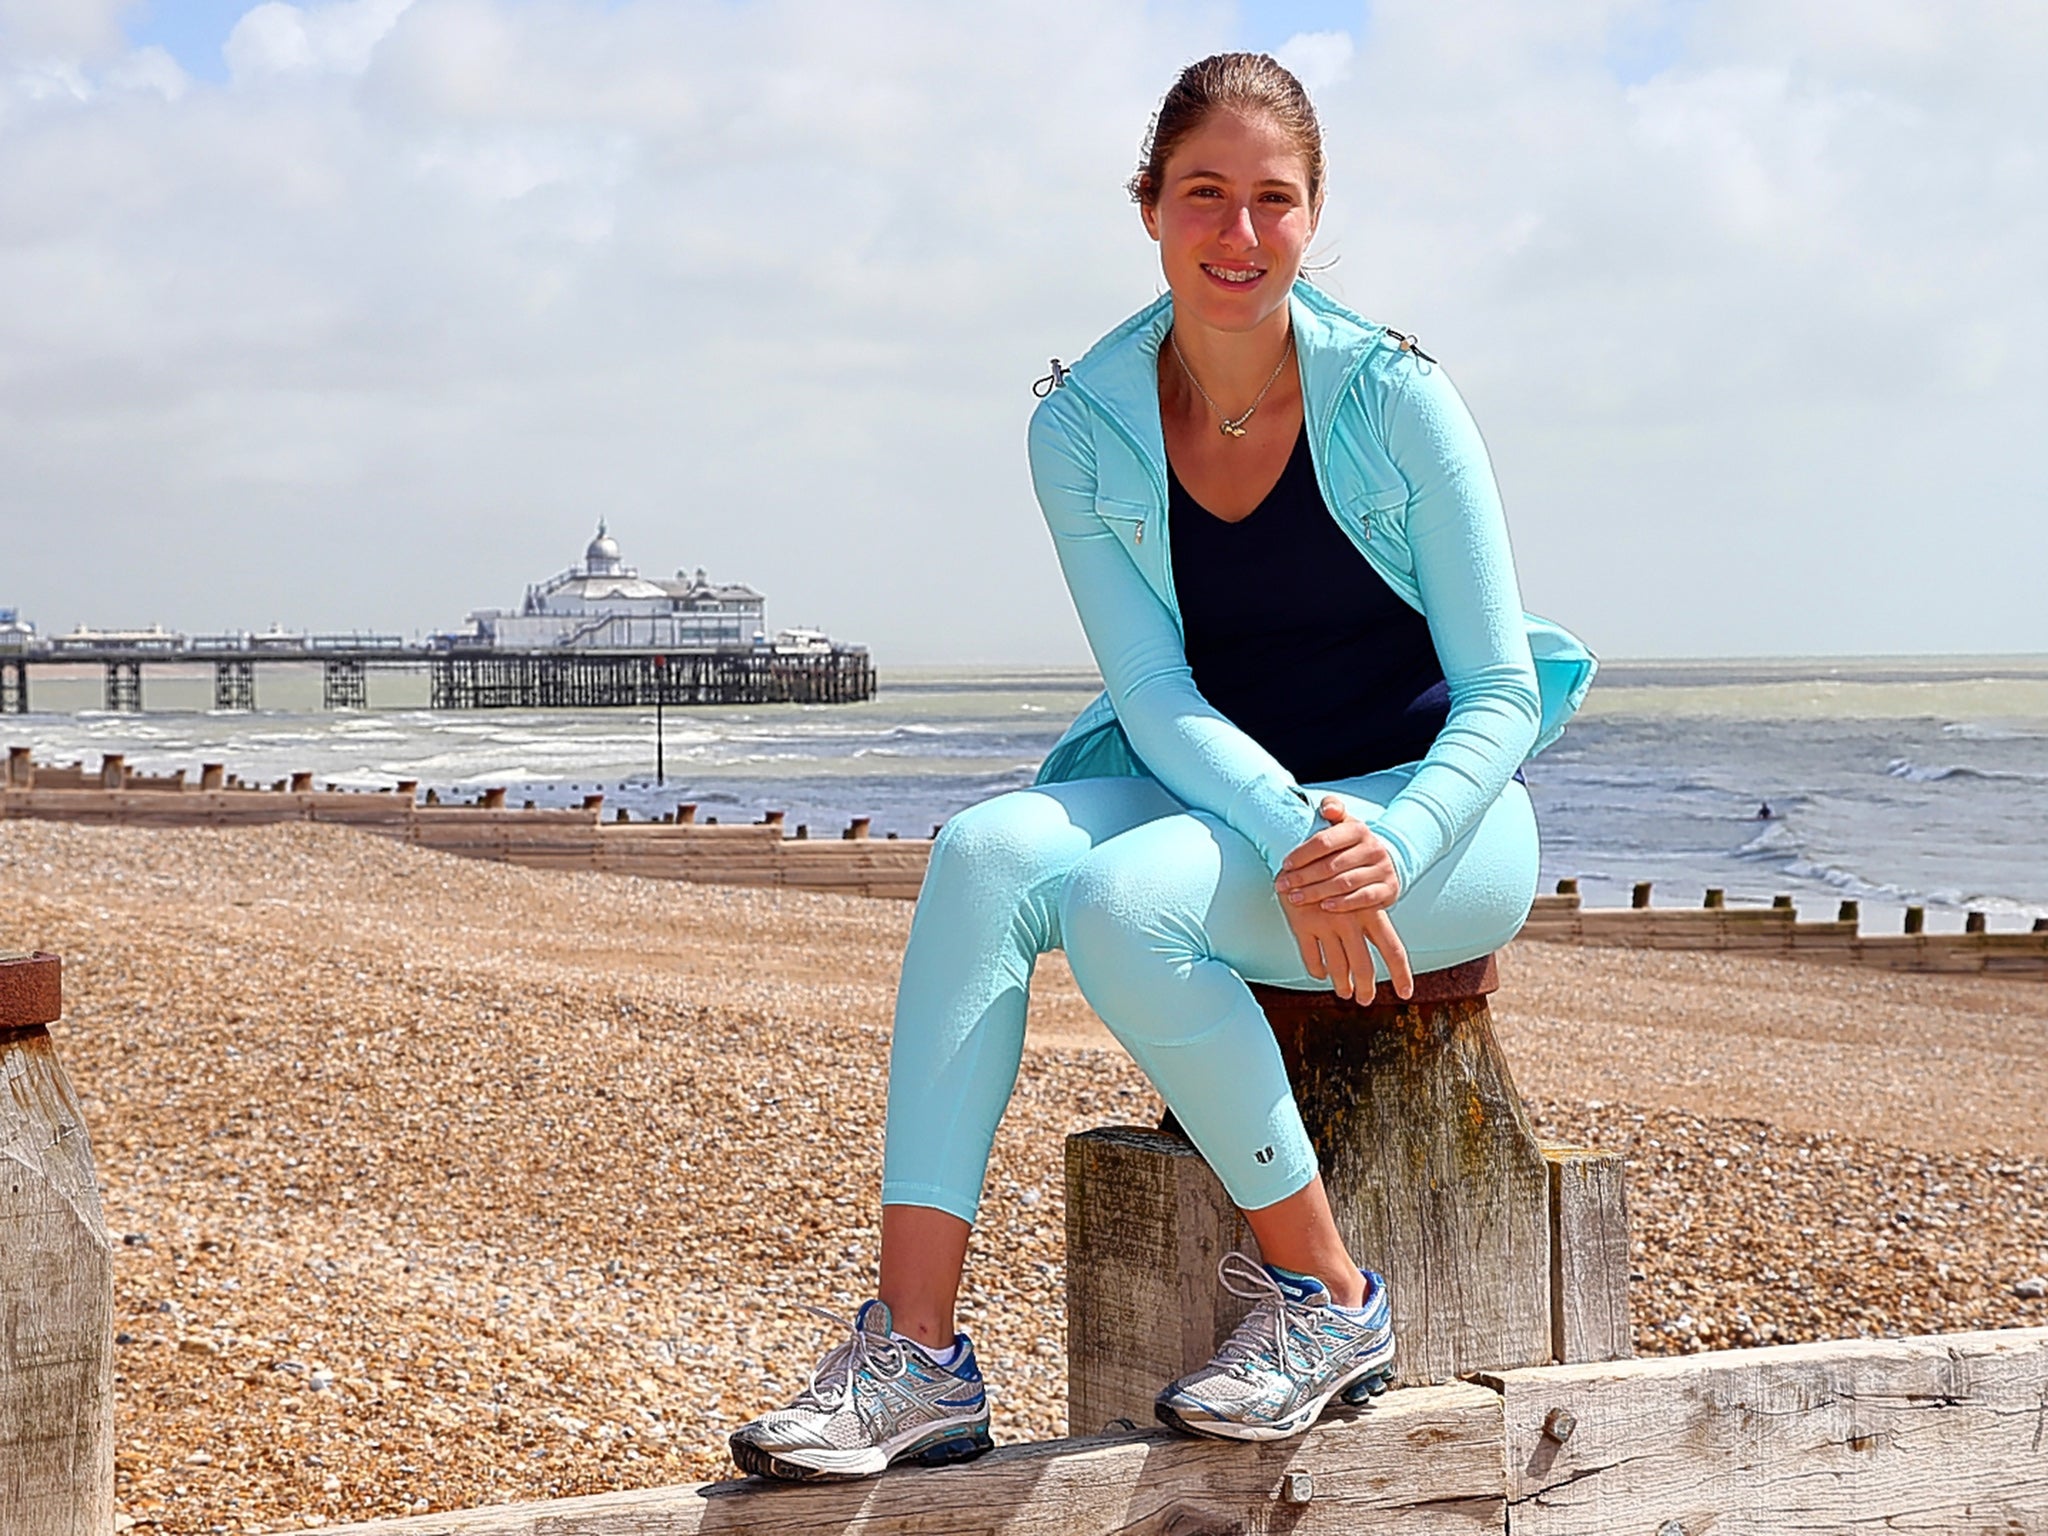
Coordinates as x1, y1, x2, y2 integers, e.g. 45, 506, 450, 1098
1168, 426, 1450, 785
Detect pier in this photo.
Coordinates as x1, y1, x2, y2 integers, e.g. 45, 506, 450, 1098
3, 639, 874, 712
0, 523, 876, 711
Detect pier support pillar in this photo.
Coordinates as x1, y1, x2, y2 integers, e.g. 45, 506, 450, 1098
101, 661, 140, 713
0, 951, 115, 1536
213, 660, 255, 712
0, 660, 25, 713
322, 659, 368, 711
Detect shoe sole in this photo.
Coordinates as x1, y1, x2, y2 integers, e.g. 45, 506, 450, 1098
729, 1418, 994, 1482
1154, 1350, 1396, 1442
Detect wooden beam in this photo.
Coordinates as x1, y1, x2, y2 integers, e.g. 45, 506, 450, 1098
1064, 1127, 1259, 1436
0, 952, 114, 1536
320, 1383, 1504, 1535
1539, 1145, 1631, 1365
1482, 1326, 2048, 1535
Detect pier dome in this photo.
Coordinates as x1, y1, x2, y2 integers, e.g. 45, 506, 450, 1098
585, 522, 624, 577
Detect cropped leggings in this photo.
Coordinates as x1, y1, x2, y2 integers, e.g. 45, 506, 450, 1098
880, 767, 1539, 1223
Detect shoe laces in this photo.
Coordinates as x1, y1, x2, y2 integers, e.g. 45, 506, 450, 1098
789, 1302, 912, 1411
1211, 1251, 1321, 1377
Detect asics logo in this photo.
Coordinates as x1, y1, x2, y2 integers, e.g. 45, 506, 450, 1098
1254, 1145, 1275, 1165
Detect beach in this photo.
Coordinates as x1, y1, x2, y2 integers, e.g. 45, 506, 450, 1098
2, 817, 2043, 1533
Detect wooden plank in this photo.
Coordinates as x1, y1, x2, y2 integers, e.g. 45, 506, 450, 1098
322, 1382, 1505, 1535
1484, 1327, 2048, 1536
1253, 987, 1553, 1388
0, 1019, 115, 1536
1540, 1146, 1630, 1365
1065, 1127, 1201, 1436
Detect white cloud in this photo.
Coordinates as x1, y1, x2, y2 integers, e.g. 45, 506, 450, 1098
1275, 29, 1353, 93
225, 0, 415, 80
0, 0, 138, 60
0, 0, 2043, 660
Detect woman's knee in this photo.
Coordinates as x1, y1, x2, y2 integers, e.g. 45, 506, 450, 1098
1057, 828, 1218, 1032
922, 790, 1083, 909
1392, 781, 1540, 961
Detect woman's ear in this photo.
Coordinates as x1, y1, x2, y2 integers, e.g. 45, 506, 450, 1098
1139, 196, 1160, 241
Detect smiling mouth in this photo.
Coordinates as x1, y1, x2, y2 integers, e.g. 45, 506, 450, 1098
1201, 263, 1266, 286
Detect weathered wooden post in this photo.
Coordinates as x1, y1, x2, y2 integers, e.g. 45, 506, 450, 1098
6, 746, 31, 788
1066, 955, 1630, 1434
0, 951, 114, 1536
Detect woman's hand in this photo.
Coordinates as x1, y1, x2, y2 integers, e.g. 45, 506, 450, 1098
1276, 800, 1411, 1000
1278, 898, 1412, 1001
1276, 797, 1403, 913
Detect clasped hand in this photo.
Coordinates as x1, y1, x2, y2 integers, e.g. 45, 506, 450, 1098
1273, 797, 1412, 1001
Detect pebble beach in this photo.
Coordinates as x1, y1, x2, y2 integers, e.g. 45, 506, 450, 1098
2, 818, 2043, 1533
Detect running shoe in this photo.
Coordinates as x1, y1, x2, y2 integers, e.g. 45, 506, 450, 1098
1153, 1251, 1396, 1441
727, 1298, 993, 1480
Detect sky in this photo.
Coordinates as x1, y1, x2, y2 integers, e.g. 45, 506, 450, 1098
0, 0, 2042, 664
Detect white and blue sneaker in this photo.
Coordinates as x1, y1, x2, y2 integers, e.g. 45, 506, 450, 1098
1154, 1251, 1396, 1441
728, 1298, 993, 1481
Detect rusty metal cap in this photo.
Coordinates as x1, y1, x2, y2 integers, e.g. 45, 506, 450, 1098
0, 950, 61, 1031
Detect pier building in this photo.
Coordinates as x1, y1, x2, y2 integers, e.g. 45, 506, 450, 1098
460, 524, 768, 651
0, 526, 872, 713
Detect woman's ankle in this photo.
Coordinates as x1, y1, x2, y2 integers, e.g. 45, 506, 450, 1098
879, 1306, 956, 1352
1321, 1270, 1368, 1309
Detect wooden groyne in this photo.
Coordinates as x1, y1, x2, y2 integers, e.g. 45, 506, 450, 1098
0, 750, 929, 901
1522, 879, 2048, 979
4, 751, 2045, 976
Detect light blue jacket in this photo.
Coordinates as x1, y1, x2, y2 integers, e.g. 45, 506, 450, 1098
1028, 280, 1596, 891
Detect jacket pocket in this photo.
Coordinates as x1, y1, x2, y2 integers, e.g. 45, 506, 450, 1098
1095, 497, 1151, 546
1336, 484, 1409, 543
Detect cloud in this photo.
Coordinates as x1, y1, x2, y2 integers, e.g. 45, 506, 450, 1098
1275, 29, 1353, 93
0, 0, 2042, 660
225, 0, 415, 80
0, 0, 139, 61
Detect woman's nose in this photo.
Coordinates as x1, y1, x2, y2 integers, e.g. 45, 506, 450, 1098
1218, 203, 1257, 251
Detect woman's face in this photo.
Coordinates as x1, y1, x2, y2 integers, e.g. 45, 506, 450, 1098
1142, 108, 1319, 335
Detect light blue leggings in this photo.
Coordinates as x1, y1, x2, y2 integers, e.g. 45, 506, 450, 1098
880, 767, 1538, 1222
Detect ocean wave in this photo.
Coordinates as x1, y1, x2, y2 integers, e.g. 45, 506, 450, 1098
1734, 820, 1801, 858
1884, 758, 2046, 785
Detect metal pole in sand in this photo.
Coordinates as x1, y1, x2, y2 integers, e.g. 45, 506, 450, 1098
654, 653, 667, 787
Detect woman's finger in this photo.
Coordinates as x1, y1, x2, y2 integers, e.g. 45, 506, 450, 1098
1282, 846, 1393, 902
1334, 916, 1378, 1002
1360, 908, 1413, 999
1278, 836, 1374, 888
1293, 924, 1327, 981
1316, 878, 1400, 912
1277, 799, 1363, 871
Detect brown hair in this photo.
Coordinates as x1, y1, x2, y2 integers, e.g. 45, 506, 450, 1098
1129, 52, 1326, 209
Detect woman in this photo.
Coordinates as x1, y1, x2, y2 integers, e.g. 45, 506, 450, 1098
729, 52, 1594, 1481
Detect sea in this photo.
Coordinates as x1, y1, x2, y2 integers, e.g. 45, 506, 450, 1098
9, 657, 2047, 933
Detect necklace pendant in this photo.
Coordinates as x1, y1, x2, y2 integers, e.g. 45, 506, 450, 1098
1222, 421, 1248, 438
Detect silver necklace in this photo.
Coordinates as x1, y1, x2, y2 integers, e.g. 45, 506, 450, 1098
1169, 329, 1294, 438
